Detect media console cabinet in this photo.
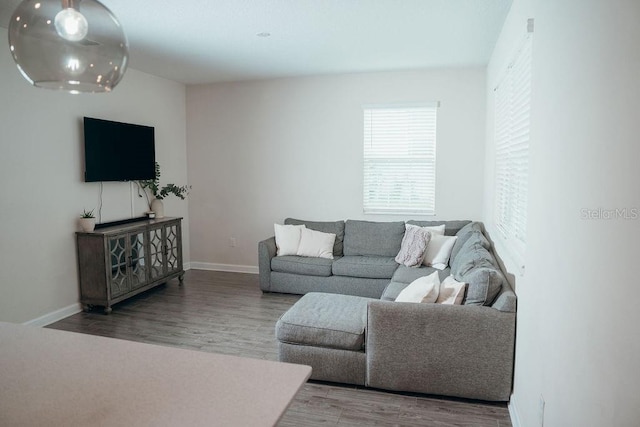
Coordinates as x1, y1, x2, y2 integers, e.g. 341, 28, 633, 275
76, 217, 184, 314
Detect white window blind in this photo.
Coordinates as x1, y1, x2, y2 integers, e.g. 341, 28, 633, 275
494, 29, 533, 259
363, 103, 438, 215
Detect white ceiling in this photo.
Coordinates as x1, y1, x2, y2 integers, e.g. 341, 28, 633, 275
0, 0, 512, 85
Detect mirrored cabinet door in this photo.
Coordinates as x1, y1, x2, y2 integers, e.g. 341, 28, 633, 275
129, 231, 148, 290
149, 225, 165, 280
165, 223, 182, 275
108, 234, 130, 298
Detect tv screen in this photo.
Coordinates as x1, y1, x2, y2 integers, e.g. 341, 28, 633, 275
83, 117, 156, 182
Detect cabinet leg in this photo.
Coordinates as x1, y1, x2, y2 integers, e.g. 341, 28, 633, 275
104, 307, 113, 315
178, 273, 185, 286
82, 304, 92, 313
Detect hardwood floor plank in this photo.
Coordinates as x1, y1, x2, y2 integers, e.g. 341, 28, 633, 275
47, 270, 511, 427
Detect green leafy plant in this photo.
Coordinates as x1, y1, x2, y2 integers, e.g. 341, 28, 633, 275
139, 162, 191, 203
81, 209, 95, 218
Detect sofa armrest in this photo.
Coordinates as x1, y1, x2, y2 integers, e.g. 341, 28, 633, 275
366, 301, 515, 401
258, 237, 277, 292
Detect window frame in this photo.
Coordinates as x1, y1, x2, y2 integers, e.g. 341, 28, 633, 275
362, 102, 439, 216
493, 27, 533, 267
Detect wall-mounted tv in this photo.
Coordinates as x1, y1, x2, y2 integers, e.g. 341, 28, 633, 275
83, 117, 156, 182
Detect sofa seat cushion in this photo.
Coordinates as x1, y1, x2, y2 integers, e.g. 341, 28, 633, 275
380, 281, 410, 301
332, 256, 399, 279
391, 265, 451, 284
276, 292, 372, 351
271, 256, 334, 277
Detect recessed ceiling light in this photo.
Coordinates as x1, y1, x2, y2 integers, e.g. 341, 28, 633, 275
256, 32, 271, 38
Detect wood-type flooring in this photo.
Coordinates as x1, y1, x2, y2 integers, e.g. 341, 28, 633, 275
48, 270, 512, 427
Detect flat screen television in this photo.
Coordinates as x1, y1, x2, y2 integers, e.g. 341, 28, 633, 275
83, 117, 156, 182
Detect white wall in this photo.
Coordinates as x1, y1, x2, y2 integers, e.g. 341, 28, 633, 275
186, 69, 486, 269
485, 1, 640, 426
0, 29, 189, 324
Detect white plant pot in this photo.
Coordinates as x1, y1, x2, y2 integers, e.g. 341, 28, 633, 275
150, 199, 165, 218
79, 218, 96, 232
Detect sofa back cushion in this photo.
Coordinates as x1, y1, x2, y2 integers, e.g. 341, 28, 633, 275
446, 225, 505, 306
285, 218, 345, 257
343, 220, 405, 257
451, 245, 496, 278
450, 232, 493, 276
460, 267, 506, 306
406, 220, 471, 236
450, 221, 485, 263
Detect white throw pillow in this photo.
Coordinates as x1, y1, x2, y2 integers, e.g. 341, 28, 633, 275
395, 271, 441, 303
296, 228, 336, 259
420, 224, 445, 236
423, 234, 458, 270
395, 224, 432, 267
274, 224, 306, 256
437, 275, 466, 305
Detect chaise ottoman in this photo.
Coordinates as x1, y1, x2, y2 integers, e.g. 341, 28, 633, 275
275, 292, 374, 385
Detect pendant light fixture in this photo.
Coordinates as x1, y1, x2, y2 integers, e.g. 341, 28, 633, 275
8, 0, 129, 93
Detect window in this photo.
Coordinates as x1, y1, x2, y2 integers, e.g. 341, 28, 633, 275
363, 103, 438, 215
494, 25, 533, 260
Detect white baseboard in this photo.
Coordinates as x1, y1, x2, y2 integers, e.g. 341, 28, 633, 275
23, 303, 82, 327
19, 263, 249, 326
21, 263, 193, 325
190, 262, 258, 275
508, 393, 522, 427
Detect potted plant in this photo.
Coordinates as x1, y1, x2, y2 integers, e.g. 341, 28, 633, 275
79, 209, 96, 232
139, 162, 191, 218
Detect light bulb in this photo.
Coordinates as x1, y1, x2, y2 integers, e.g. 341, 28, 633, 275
54, 7, 88, 41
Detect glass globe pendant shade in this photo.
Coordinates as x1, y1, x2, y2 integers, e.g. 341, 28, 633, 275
8, 0, 129, 93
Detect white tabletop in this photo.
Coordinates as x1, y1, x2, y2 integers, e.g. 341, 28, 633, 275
0, 322, 311, 427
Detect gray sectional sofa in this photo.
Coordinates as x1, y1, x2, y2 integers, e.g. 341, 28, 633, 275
258, 218, 516, 401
